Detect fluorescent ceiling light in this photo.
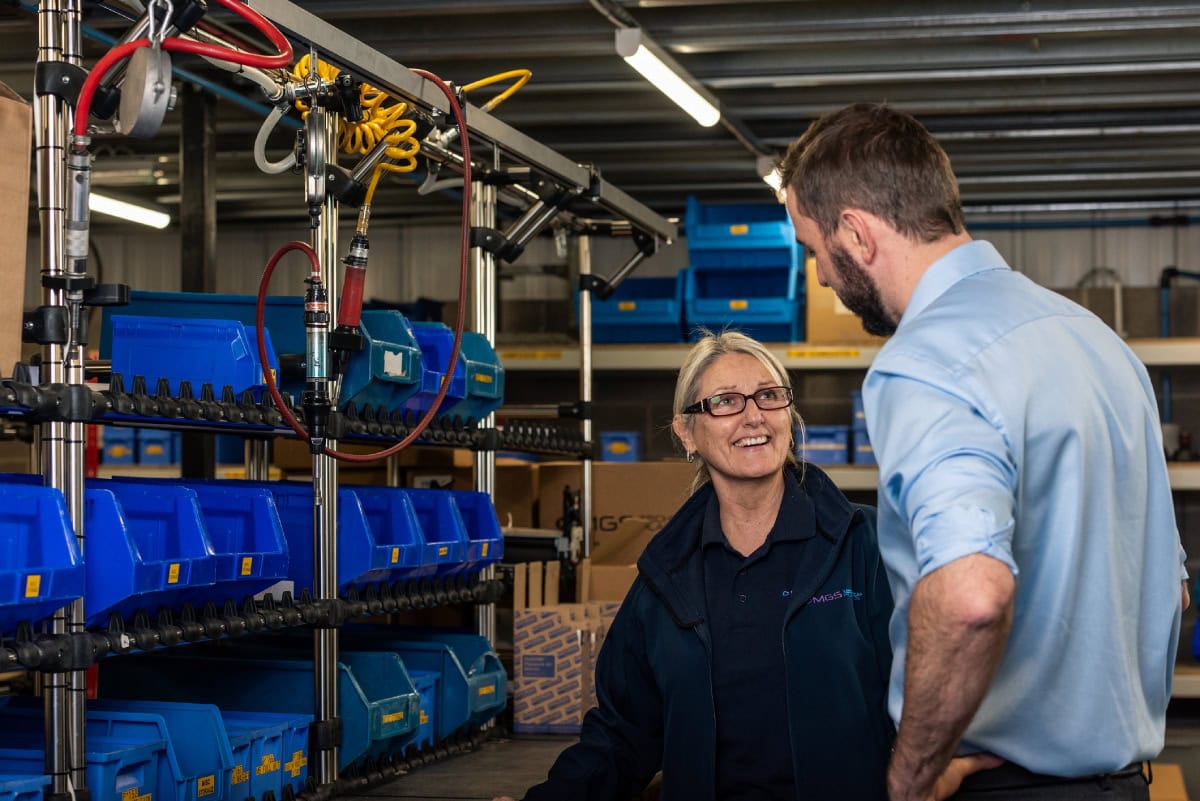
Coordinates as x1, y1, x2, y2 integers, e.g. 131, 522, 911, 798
616, 28, 720, 128
757, 155, 785, 203
763, 168, 783, 193
89, 192, 171, 229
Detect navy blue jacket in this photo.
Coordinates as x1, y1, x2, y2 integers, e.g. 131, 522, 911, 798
523, 464, 895, 801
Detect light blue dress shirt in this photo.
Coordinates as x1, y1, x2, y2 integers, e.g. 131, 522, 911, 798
864, 240, 1184, 775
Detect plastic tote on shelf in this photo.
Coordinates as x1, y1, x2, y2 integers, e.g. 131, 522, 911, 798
684, 263, 803, 343
404, 322, 467, 420
799, 425, 850, 465
108, 314, 281, 399
446, 490, 504, 572
402, 488, 470, 578
591, 271, 687, 344
684, 196, 800, 267
339, 310, 423, 415
340, 626, 507, 741
220, 710, 312, 800
0, 480, 84, 637
350, 485, 441, 582
438, 331, 505, 424
99, 650, 421, 769
0, 775, 48, 801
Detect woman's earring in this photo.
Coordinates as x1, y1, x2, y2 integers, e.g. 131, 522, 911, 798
687, 451, 695, 463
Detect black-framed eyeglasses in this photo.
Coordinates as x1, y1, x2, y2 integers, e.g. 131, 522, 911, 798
683, 386, 794, 417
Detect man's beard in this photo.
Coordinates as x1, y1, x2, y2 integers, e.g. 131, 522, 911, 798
829, 243, 897, 337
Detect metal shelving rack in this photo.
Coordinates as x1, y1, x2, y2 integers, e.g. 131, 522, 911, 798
22, 0, 676, 798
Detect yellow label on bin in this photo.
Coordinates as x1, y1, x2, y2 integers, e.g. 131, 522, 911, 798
439, 546, 448, 557
109, 446, 131, 458
286, 751, 308, 778
607, 441, 632, 455
24, 575, 40, 598
232, 766, 250, 785
479, 684, 496, 696
197, 775, 215, 797
475, 373, 493, 384
786, 347, 863, 359
482, 542, 489, 557
167, 563, 180, 584
121, 789, 150, 801
618, 301, 637, 311
391, 547, 400, 564
729, 224, 749, 235
419, 710, 429, 725
240, 557, 253, 576
146, 445, 164, 456
730, 300, 749, 310
256, 754, 280, 776
382, 710, 406, 724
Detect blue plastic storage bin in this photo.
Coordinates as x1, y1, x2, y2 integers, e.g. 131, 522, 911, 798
591, 272, 686, 344
0, 775, 48, 801
220, 710, 311, 800
438, 332, 505, 424
800, 425, 850, 465
137, 429, 176, 466
99, 651, 420, 769
447, 491, 504, 572
109, 315, 281, 399
405, 322, 467, 419
407, 670, 439, 750
102, 427, 136, 465
403, 489, 470, 577
0, 480, 84, 637
685, 265, 803, 343
600, 431, 641, 462
350, 486, 439, 582
684, 197, 801, 270
340, 310, 423, 415
341, 627, 506, 741
83, 480, 217, 626
0, 732, 162, 801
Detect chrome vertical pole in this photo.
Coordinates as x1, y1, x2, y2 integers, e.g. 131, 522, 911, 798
245, 439, 270, 481
61, 1, 88, 794
35, 1, 72, 797
471, 149, 498, 644
576, 235, 594, 558
311, 104, 340, 786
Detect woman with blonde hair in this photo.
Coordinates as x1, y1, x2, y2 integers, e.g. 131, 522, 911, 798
501, 330, 894, 801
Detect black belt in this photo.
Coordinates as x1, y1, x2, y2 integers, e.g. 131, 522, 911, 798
957, 761, 1148, 792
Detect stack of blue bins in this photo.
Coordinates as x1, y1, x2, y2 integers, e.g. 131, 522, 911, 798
851, 390, 876, 465
591, 271, 688, 343
798, 425, 850, 465
0, 480, 84, 638
99, 649, 420, 770
684, 196, 804, 342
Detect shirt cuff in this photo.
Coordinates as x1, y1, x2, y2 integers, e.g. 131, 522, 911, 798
914, 504, 1019, 578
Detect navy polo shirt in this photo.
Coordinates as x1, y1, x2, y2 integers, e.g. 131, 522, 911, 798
702, 470, 815, 800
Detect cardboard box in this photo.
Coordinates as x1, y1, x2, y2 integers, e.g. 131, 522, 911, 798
0, 82, 30, 377
537, 460, 694, 541
578, 517, 655, 602
511, 561, 620, 734
804, 255, 889, 345
1150, 763, 1190, 801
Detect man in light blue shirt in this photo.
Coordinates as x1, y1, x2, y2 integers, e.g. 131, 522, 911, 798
780, 103, 1187, 801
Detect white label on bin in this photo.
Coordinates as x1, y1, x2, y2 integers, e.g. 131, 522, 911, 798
383, 349, 408, 377
167, 563, 180, 584
24, 575, 40, 598
240, 557, 253, 576
286, 751, 307, 778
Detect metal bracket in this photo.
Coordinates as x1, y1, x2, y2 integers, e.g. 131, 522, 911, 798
470, 226, 510, 256
22, 307, 69, 345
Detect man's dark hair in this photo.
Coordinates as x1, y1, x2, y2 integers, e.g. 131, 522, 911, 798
779, 102, 965, 242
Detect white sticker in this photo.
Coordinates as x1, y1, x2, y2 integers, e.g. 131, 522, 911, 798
383, 350, 408, 377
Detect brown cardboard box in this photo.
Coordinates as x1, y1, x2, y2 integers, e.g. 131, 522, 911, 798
578, 518, 655, 602
0, 83, 30, 376
804, 255, 889, 345
537, 460, 694, 540
1150, 763, 1190, 801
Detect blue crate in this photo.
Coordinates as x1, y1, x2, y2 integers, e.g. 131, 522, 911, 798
83, 480, 217, 626
404, 489, 470, 578
591, 272, 686, 344
102, 427, 136, 465
438, 332, 505, 425
219, 710, 311, 800
137, 429, 175, 466
600, 431, 641, 462
0, 732, 162, 801
83, 700, 234, 801
100, 651, 420, 770
109, 315, 281, 399
800, 425, 850, 465
684, 197, 801, 271
0, 774, 48, 801
405, 322, 467, 419
0, 480, 84, 637
407, 670, 438, 751
350, 485, 439, 582
341, 627, 506, 741
685, 265, 803, 343
448, 491, 504, 572
340, 310, 423, 415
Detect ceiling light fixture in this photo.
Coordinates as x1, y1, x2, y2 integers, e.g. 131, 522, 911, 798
757, 155, 785, 202
615, 28, 720, 128
89, 192, 171, 229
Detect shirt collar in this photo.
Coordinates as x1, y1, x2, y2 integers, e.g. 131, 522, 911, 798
900, 240, 1009, 326
701, 469, 815, 549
